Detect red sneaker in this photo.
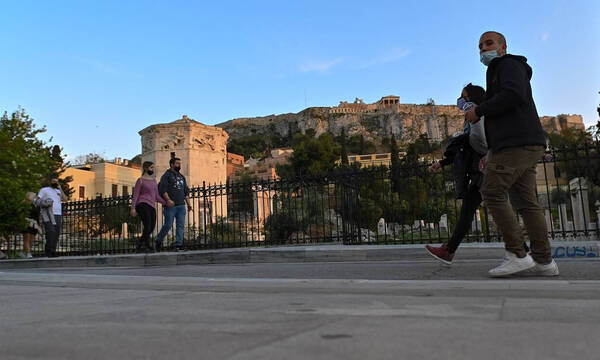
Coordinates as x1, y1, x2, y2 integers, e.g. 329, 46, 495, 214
425, 244, 454, 265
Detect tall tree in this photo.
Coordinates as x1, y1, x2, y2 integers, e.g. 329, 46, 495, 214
359, 134, 365, 155
50, 145, 74, 199
389, 133, 400, 192
0, 109, 61, 237
340, 128, 348, 166
390, 134, 400, 169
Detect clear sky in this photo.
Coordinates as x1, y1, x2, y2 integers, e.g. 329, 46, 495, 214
2, 0, 599, 161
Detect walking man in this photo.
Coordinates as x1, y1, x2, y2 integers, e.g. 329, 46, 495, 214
155, 157, 191, 251
465, 31, 559, 277
38, 176, 67, 257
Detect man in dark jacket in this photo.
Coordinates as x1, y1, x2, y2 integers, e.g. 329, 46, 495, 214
155, 157, 191, 251
465, 31, 558, 277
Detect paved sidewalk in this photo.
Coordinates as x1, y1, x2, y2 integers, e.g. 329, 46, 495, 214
2, 260, 600, 360
0, 241, 598, 269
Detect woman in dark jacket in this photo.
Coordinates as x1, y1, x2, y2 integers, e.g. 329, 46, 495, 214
425, 84, 486, 264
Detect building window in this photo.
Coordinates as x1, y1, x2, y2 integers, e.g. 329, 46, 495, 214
122, 185, 128, 196
79, 186, 85, 199
112, 184, 118, 197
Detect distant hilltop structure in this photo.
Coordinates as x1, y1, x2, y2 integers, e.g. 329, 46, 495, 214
329, 95, 400, 114
540, 114, 585, 133
216, 96, 585, 146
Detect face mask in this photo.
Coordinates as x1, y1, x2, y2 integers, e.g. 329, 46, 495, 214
480, 50, 499, 66
51, 183, 59, 189
457, 97, 467, 110
146, 170, 154, 176
174, 166, 181, 172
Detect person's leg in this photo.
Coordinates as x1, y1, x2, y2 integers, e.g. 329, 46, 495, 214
23, 233, 32, 254
148, 207, 156, 248
174, 205, 186, 247
52, 215, 62, 256
136, 203, 152, 250
43, 221, 54, 257
481, 146, 545, 276
481, 149, 531, 257
156, 206, 175, 247
506, 164, 551, 264
446, 186, 482, 253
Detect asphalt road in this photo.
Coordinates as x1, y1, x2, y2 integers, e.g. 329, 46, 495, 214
2, 258, 600, 359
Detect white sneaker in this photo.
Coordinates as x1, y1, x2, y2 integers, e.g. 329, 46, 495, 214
489, 251, 536, 277
26, 253, 33, 259
530, 259, 559, 276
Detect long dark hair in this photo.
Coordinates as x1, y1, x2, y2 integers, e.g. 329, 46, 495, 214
463, 83, 485, 105
142, 161, 154, 175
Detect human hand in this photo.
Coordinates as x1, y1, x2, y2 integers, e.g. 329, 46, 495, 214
429, 162, 442, 173
466, 107, 480, 124
479, 156, 487, 171
130, 208, 136, 217
167, 200, 175, 208
187, 204, 193, 212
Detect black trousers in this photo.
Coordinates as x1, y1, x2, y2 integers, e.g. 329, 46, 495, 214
136, 203, 156, 248
447, 187, 482, 253
446, 186, 531, 254
43, 215, 62, 257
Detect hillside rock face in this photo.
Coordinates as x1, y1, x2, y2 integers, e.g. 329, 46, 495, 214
217, 104, 465, 143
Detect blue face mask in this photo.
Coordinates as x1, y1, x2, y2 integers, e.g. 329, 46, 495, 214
480, 50, 499, 66
457, 97, 467, 110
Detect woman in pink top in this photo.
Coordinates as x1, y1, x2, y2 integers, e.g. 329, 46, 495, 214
131, 162, 174, 252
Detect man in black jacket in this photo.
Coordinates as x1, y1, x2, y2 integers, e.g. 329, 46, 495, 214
155, 157, 192, 251
465, 31, 558, 277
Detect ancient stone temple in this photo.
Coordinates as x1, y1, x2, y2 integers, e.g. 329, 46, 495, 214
138, 115, 229, 229
139, 115, 228, 188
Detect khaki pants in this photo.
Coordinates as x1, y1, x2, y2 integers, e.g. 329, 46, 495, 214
481, 146, 551, 264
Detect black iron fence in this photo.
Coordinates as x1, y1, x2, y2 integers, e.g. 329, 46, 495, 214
2, 143, 600, 258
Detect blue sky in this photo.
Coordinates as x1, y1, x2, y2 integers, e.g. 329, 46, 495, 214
1, 0, 599, 161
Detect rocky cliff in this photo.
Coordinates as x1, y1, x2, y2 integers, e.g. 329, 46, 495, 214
216, 104, 466, 144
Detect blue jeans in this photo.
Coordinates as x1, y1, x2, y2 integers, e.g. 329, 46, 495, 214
156, 205, 186, 246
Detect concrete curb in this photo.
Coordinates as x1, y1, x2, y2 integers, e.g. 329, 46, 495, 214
0, 241, 598, 270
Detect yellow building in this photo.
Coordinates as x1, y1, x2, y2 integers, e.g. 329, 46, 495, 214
62, 159, 142, 200
347, 152, 408, 168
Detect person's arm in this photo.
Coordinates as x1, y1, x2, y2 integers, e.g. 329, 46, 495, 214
159, 172, 175, 207
183, 177, 192, 211
154, 182, 167, 206
439, 157, 452, 167
475, 59, 529, 118
131, 178, 142, 208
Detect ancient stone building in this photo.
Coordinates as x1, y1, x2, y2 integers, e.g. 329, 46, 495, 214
139, 115, 228, 188
139, 115, 229, 228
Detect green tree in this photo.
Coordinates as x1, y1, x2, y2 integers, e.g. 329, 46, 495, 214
390, 133, 401, 193
0, 109, 61, 237
340, 128, 348, 166
278, 133, 339, 178
50, 145, 74, 199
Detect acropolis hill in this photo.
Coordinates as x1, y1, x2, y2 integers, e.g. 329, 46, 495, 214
216, 95, 585, 144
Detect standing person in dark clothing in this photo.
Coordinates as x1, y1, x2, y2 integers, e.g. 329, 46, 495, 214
465, 31, 558, 277
131, 161, 170, 252
155, 158, 192, 251
37, 176, 67, 257
426, 84, 487, 264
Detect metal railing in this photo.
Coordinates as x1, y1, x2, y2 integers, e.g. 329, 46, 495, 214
2, 143, 599, 258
